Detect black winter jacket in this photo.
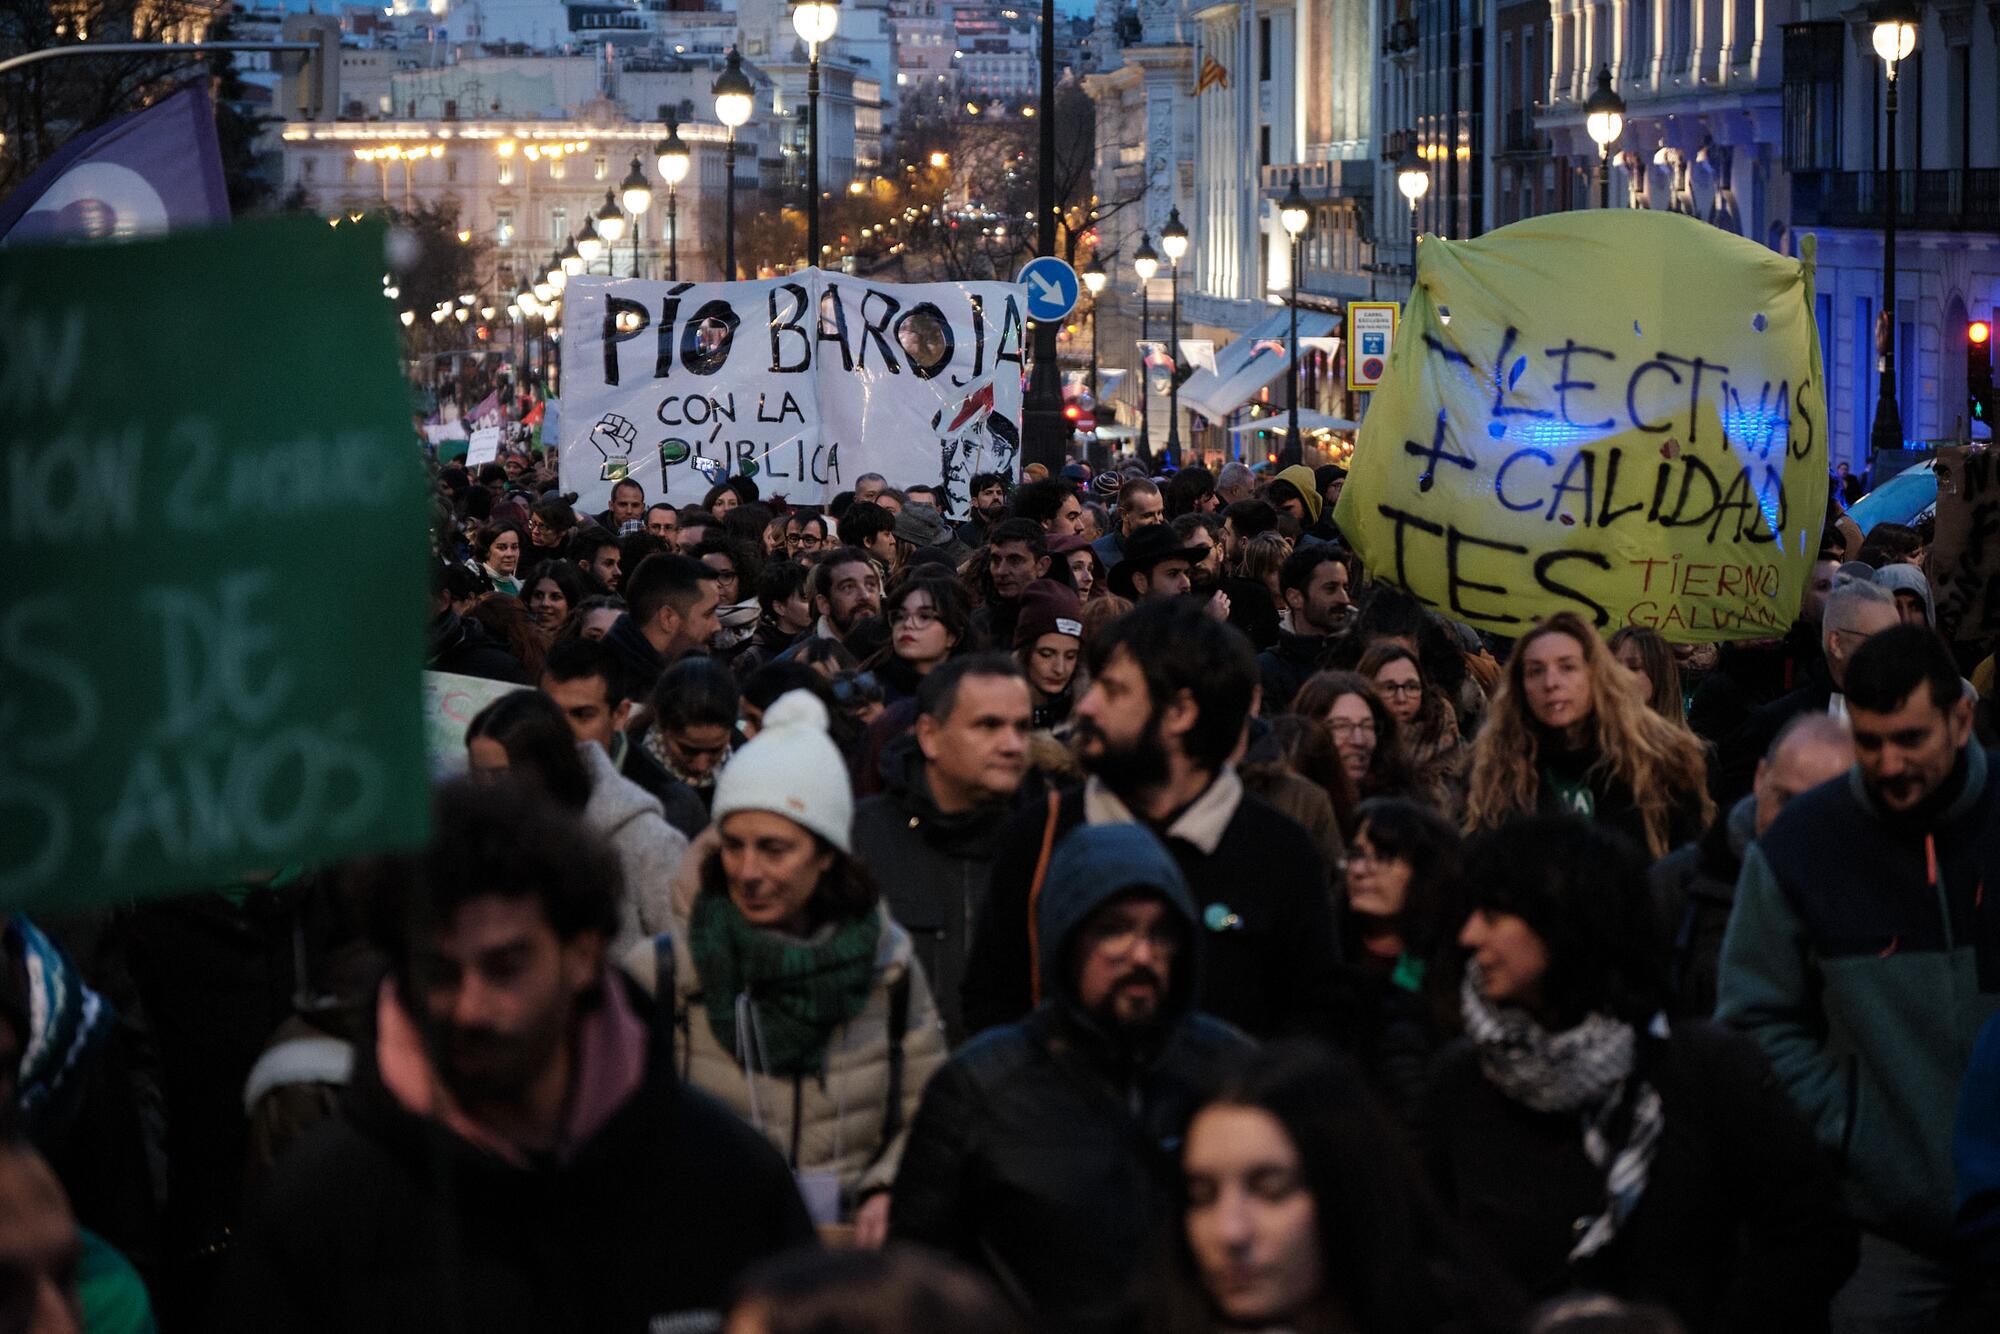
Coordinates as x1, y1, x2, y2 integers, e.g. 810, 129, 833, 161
1648, 794, 1754, 1021
1256, 630, 1331, 717
960, 775, 1342, 1041
890, 830, 1252, 1333
853, 738, 1023, 1047
1423, 1022, 1856, 1333
220, 975, 813, 1334
426, 610, 527, 684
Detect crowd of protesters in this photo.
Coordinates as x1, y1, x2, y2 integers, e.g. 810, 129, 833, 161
9, 440, 2000, 1334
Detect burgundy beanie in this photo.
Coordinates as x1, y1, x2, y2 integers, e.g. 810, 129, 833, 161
1013, 579, 1085, 650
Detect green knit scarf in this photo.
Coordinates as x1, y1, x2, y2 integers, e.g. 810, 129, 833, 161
687, 887, 882, 1076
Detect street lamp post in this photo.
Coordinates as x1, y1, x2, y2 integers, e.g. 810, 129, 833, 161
576, 218, 604, 273
1279, 173, 1311, 469
656, 119, 691, 281
1160, 206, 1188, 467
1584, 67, 1627, 210
1020, 0, 1066, 472
794, 0, 840, 269
714, 49, 756, 280
1396, 148, 1429, 275
1133, 234, 1158, 467
621, 159, 652, 277
595, 190, 626, 276
1870, 0, 1919, 457
1081, 257, 1107, 415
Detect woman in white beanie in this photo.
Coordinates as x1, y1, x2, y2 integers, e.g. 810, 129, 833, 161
626, 690, 947, 1246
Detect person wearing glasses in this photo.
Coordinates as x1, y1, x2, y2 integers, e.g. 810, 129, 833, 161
892, 822, 1253, 1332
1292, 671, 1415, 802
1358, 641, 1467, 817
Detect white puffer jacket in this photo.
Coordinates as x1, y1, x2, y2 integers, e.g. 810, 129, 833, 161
623, 827, 949, 1207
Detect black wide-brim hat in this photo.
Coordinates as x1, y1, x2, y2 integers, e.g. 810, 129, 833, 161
1107, 525, 1204, 599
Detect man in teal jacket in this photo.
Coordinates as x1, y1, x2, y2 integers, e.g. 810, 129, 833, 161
1718, 625, 2000, 1332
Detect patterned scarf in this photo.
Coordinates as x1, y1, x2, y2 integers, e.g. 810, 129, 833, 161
645, 725, 729, 794
11, 916, 111, 1137
686, 888, 881, 1076
1459, 966, 1665, 1260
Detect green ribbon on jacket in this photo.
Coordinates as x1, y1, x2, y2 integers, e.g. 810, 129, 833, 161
687, 887, 881, 1076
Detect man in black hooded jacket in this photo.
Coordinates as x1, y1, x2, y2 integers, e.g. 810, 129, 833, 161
891, 821, 1251, 1333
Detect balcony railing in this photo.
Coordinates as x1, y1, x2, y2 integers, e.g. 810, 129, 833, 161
1260, 160, 1375, 200
1791, 169, 2000, 232
1499, 107, 1545, 155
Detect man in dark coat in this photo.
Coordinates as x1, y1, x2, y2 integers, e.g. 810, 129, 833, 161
1720, 627, 2000, 1328
427, 576, 527, 684
891, 822, 1252, 1333
1649, 714, 1852, 1020
1256, 545, 1352, 715
853, 656, 1037, 1047
221, 780, 810, 1334
962, 599, 1342, 1041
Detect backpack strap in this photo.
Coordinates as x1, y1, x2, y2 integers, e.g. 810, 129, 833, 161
1026, 789, 1063, 1005
875, 970, 914, 1157
653, 932, 686, 1073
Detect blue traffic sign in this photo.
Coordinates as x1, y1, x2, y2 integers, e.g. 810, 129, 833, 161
1018, 256, 1080, 322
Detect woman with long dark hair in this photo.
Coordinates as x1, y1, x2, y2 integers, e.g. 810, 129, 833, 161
465, 690, 687, 948
522, 559, 590, 634
1292, 672, 1416, 801
1338, 798, 1461, 1127
1424, 817, 1855, 1328
1150, 1040, 1519, 1334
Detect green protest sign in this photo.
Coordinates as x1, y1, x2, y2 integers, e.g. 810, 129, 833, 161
0, 219, 432, 910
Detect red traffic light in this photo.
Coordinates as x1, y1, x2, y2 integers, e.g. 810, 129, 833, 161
1063, 404, 1081, 421
1972, 320, 1992, 346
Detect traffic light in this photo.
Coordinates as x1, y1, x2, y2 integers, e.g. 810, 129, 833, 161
1970, 318, 1994, 433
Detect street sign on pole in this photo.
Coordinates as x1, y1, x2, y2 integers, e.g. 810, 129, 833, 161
1345, 301, 1399, 391
1019, 256, 1081, 323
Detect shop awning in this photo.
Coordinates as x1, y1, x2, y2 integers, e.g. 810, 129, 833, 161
1226, 408, 1360, 434
1178, 307, 1340, 422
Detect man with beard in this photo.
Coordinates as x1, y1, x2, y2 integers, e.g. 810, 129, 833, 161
222, 780, 810, 1334
1719, 626, 2000, 1329
802, 547, 883, 647
970, 520, 1050, 649
1257, 546, 1353, 714
956, 471, 1009, 546
891, 823, 1252, 1333
961, 599, 1341, 1041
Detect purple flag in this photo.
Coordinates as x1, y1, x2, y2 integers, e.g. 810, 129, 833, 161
0, 82, 229, 244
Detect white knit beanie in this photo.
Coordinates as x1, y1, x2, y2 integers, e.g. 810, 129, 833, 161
710, 690, 853, 854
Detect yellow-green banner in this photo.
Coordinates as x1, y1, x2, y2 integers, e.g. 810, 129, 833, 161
1334, 211, 1827, 642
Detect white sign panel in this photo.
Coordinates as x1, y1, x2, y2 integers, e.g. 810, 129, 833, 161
560, 273, 1026, 518
466, 426, 502, 467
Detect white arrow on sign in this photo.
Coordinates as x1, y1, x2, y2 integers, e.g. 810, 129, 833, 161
1028, 271, 1066, 306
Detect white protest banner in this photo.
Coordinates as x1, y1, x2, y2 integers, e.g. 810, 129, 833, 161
424, 420, 467, 445
466, 426, 502, 467
559, 272, 1026, 518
